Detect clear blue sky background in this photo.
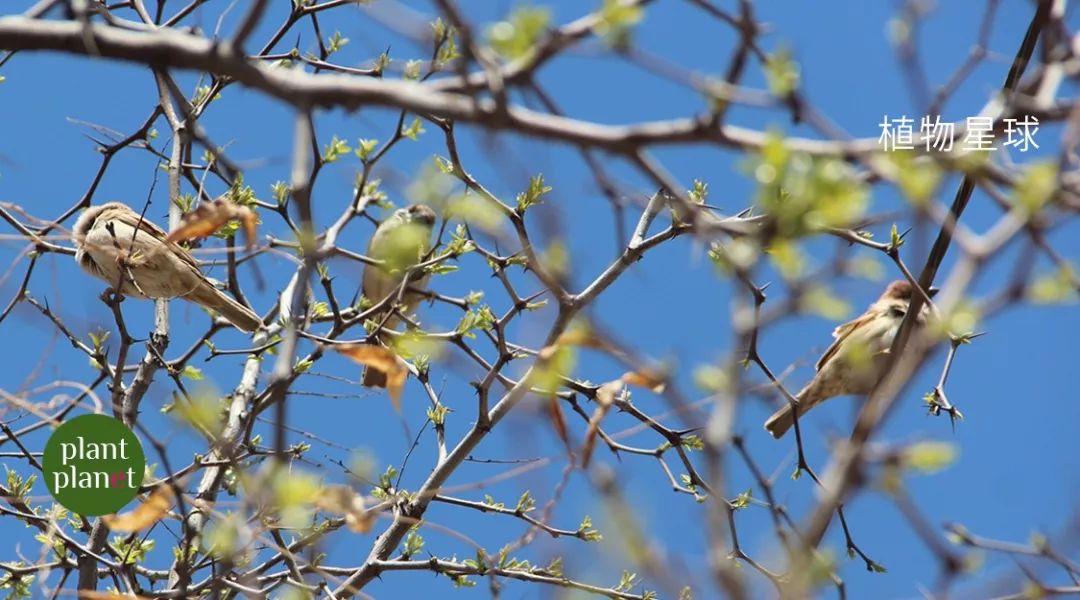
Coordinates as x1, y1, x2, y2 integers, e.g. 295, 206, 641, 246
1, 1, 1078, 598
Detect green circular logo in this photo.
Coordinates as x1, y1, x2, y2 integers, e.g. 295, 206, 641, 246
43, 414, 145, 516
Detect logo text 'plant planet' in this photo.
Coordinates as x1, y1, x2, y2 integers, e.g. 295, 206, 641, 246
43, 414, 145, 516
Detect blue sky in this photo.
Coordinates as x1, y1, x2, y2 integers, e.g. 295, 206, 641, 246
1, 1, 1078, 598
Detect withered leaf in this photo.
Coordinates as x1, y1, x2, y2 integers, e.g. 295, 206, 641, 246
335, 344, 408, 411
102, 485, 174, 532
552, 328, 612, 352
621, 369, 667, 393
546, 395, 573, 458
167, 197, 257, 249
538, 327, 613, 362
315, 484, 374, 533
581, 381, 622, 468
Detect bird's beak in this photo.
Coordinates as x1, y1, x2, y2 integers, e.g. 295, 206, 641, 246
927, 287, 940, 298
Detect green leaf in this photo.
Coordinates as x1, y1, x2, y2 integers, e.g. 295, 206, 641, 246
889, 223, 904, 249
193, 84, 221, 105
111, 535, 155, 564
4, 466, 35, 500
800, 286, 853, 320
516, 174, 552, 212
322, 135, 351, 163
202, 512, 251, 560
689, 179, 708, 204
765, 46, 800, 96
750, 130, 868, 237
488, 6, 551, 60
432, 19, 461, 66
455, 305, 496, 338
180, 365, 204, 381
447, 224, 476, 256
903, 441, 957, 474
731, 488, 753, 510
401, 118, 425, 141
426, 403, 449, 426
446, 193, 504, 233
890, 151, 942, 205
174, 391, 225, 438
766, 239, 806, 280
226, 172, 260, 209
294, 357, 314, 374
451, 574, 476, 588
528, 344, 575, 393
679, 435, 704, 450
515, 490, 535, 513
271, 181, 290, 205
808, 549, 837, 587
595, 0, 642, 48
615, 570, 639, 592
327, 31, 349, 54
1028, 264, 1079, 304
578, 515, 602, 541
403, 526, 424, 557
1012, 161, 1057, 216
693, 365, 729, 393
88, 328, 111, 350
433, 155, 455, 175
0, 567, 33, 599
355, 138, 379, 161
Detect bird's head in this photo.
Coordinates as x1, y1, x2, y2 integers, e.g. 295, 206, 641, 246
402, 203, 437, 227
73, 202, 133, 241
881, 279, 938, 301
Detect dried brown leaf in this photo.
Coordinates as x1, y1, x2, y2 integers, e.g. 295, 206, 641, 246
336, 344, 408, 411
237, 206, 258, 249
167, 197, 255, 248
546, 395, 572, 457
315, 484, 373, 533
538, 327, 615, 362
102, 485, 174, 532
621, 369, 667, 393
553, 328, 611, 352
581, 380, 623, 468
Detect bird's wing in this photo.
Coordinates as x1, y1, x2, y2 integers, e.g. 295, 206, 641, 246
814, 312, 874, 372
77, 247, 108, 279
361, 228, 389, 303
114, 209, 202, 272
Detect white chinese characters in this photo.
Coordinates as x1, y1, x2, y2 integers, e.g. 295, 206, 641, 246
878, 115, 1039, 152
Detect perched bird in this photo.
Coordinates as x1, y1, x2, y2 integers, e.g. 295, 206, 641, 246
764, 280, 937, 438
360, 204, 437, 387
73, 202, 262, 332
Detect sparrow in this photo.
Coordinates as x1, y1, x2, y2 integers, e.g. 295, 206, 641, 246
73, 202, 262, 332
360, 203, 437, 387
764, 280, 937, 438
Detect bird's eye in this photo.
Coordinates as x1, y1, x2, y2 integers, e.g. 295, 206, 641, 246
890, 306, 906, 319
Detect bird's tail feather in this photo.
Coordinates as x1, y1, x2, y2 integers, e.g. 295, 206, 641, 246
763, 404, 796, 439
764, 382, 822, 439
190, 284, 262, 332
